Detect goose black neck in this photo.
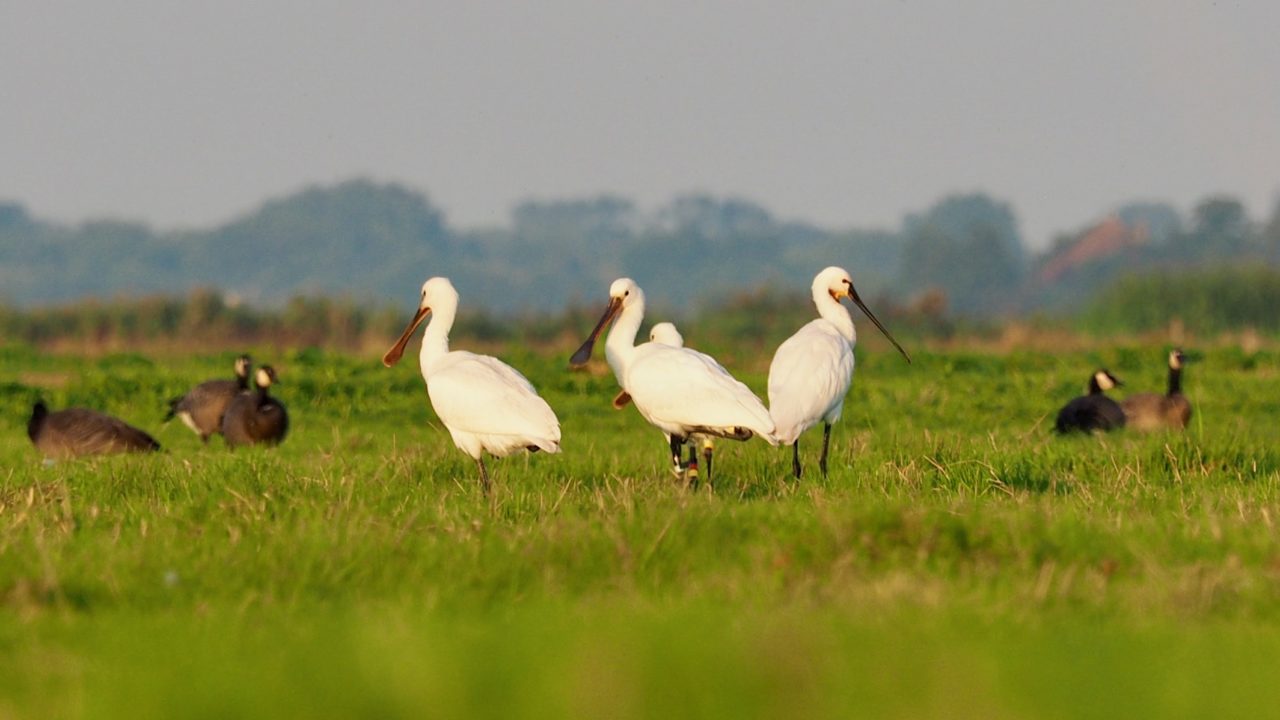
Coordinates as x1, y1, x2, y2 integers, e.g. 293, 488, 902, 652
237, 375, 250, 391
1167, 364, 1183, 396
1088, 376, 1104, 394
28, 401, 48, 441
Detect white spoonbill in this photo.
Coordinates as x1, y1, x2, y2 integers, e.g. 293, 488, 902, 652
609, 321, 706, 478
648, 321, 684, 347
383, 277, 561, 492
611, 322, 685, 410
768, 266, 911, 478
570, 279, 776, 483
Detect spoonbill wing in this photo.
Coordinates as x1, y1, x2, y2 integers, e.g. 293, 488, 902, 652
426, 352, 561, 447
767, 320, 855, 444
625, 344, 775, 441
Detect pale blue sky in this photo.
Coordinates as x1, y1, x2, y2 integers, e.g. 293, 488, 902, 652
3, 1, 1278, 248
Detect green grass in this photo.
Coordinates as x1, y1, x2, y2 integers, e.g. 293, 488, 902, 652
3, 341, 1280, 718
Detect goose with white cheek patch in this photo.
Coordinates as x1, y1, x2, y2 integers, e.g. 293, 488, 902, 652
1121, 348, 1193, 431
570, 279, 776, 485
165, 354, 252, 443
1054, 369, 1125, 434
221, 365, 289, 447
767, 266, 911, 478
383, 277, 561, 493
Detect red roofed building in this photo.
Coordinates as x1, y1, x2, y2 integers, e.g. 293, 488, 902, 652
1037, 216, 1149, 283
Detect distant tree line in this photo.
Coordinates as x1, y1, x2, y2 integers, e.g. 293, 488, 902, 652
2, 179, 1280, 322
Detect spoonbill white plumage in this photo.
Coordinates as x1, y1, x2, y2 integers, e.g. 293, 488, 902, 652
383, 277, 561, 491
767, 266, 911, 478
609, 321, 706, 478
570, 279, 776, 483
611, 322, 685, 409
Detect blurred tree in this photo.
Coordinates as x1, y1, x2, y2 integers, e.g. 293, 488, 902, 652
899, 193, 1026, 315
1166, 196, 1254, 261
1115, 202, 1182, 244
1263, 197, 1280, 261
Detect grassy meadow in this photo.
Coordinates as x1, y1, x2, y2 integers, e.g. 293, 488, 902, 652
2, 336, 1280, 718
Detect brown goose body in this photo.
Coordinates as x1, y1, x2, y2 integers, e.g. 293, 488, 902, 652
221, 366, 289, 448
28, 401, 161, 458
1120, 393, 1191, 431
165, 355, 251, 442
1121, 349, 1192, 432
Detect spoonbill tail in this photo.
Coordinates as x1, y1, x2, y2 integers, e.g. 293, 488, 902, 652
384, 277, 560, 491
767, 266, 911, 478
570, 278, 775, 484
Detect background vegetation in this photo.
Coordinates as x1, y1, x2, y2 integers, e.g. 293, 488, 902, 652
5, 179, 1280, 318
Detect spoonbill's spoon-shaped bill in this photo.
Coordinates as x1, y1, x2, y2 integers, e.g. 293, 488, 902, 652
384, 306, 431, 367
844, 282, 910, 363
569, 297, 622, 369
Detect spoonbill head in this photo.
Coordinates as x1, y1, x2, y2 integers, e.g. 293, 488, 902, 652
569, 277, 638, 370
572, 278, 775, 484
384, 276, 561, 492
648, 322, 684, 347
768, 266, 910, 478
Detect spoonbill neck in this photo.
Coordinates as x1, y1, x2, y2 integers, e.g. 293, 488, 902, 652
605, 295, 645, 379
419, 297, 457, 377
815, 288, 856, 343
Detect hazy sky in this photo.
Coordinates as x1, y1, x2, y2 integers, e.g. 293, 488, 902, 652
3, 1, 1278, 249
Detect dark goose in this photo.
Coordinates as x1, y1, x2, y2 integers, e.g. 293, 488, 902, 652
1054, 369, 1126, 434
29, 401, 162, 458
1121, 349, 1192, 431
221, 366, 289, 448
165, 354, 252, 443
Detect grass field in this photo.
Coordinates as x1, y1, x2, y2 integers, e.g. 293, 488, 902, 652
3, 338, 1280, 718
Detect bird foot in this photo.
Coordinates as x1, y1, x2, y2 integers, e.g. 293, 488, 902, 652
683, 460, 699, 488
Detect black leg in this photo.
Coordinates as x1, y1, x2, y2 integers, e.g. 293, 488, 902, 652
670, 434, 686, 478
477, 457, 491, 495
685, 443, 700, 487
702, 441, 714, 486
792, 438, 802, 479
818, 422, 832, 477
